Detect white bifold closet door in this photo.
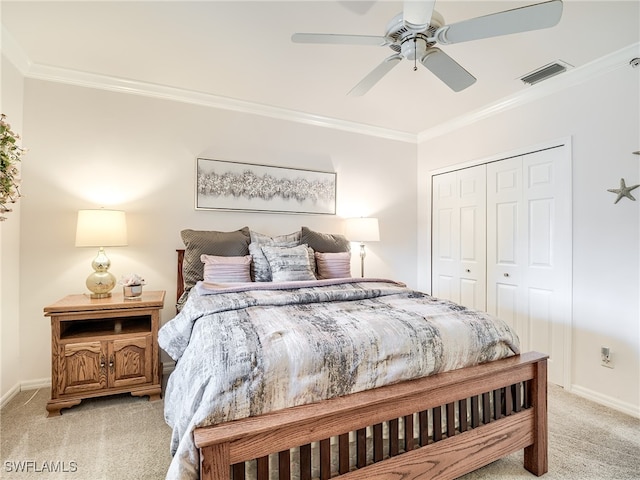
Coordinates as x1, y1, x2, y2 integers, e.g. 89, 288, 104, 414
431, 164, 487, 311
486, 147, 571, 386
432, 144, 571, 386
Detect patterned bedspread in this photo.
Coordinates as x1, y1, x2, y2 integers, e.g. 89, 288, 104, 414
158, 279, 520, 480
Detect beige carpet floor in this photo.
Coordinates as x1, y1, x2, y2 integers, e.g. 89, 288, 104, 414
1, 384, 638, 479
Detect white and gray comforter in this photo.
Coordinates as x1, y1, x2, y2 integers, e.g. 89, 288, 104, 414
158, 278, 520, 480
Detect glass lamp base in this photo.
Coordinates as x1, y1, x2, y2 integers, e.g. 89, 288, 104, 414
86, 271, 116, 298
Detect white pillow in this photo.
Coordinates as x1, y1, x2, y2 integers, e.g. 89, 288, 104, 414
261, 244, 316, 282
200, 255, 252, 283
315, 251, 351, 279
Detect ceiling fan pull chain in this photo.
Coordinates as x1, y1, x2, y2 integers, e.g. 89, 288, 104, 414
413, 37, 418, 71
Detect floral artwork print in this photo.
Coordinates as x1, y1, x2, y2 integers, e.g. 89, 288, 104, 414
196, 158, 336, 214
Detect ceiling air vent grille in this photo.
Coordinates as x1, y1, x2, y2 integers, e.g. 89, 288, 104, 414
520, 61, 570, 85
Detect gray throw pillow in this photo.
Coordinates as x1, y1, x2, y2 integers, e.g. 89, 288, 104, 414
301, 226, 350, 253
181, 227, 250, 293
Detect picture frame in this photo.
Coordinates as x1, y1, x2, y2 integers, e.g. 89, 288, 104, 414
195, 158, 336, 215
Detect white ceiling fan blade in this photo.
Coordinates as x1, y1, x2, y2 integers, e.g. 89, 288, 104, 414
435, 0, 563, 45
420, 48, 476, 92
348, 54, 403, 96
403, 0, 436, 32
292, 33, 387, 46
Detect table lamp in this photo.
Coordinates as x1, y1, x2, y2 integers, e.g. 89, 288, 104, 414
345, 217, 380, 277
75, 209, 128, 298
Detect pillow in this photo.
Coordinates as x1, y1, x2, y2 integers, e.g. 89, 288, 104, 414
301, 226, 350, 253
201, 255, 252, 283
261, 244, 316, 282
315, 251, 352, 279
249, 230, 302, 282
181, 227, 251, 292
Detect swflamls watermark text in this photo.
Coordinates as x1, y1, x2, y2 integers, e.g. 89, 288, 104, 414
4, 460, 78, 473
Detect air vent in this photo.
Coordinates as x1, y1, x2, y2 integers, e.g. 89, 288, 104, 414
520, 61, 572, 85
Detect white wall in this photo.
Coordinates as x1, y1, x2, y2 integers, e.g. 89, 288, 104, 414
0, 56, 24, 404
12, 78, 417, 388
417, 61, 640, 416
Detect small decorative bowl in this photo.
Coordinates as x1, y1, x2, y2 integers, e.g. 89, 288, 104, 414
123, 284, 143, 300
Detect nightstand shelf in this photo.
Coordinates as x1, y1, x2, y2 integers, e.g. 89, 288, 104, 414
44, 290, 165, 416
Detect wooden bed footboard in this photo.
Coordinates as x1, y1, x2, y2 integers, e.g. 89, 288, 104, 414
194, 351, 548, 480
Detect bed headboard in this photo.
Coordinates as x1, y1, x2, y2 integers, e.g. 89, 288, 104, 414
176, 249, 185, 304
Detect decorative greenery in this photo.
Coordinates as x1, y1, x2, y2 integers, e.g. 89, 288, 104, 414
0, 114, 26, 221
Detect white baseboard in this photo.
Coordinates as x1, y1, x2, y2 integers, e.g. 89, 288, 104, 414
0, 383, 21, 409
569, 384, 640, 419
1, 364, 179, 410
1, 379, 49, 409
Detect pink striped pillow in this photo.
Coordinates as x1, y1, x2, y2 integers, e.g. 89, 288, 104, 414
315, 251, 351, 279
201, 255, 252, 283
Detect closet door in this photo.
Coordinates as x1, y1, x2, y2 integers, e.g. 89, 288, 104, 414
486, 146, 571, 386
431, 165, 486, 310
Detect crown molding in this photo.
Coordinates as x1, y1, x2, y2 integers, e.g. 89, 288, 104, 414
1, 26, 31, 74
3, 22, 637, 146
417, 42, 640, 143
1, 25, 415, 144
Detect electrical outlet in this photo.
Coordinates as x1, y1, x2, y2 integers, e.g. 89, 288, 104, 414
601, 346, 614, 368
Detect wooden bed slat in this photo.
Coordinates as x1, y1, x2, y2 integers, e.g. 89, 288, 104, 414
458, 398, 468, 433
373, 423, 383, 462
278, 450, 290, 480
389, 418, 399, 456
338, 433, 350, 474
299, 444, 311, 480
432, 406, 442, 442
404, 414, 414, 452
319, 438, 330, 480
256, 456, 268, 480
356, 428, 366, 468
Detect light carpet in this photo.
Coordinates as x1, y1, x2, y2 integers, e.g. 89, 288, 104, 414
1, 384, 638, 479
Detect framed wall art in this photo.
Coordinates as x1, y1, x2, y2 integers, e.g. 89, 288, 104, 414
195, 158, 336, 215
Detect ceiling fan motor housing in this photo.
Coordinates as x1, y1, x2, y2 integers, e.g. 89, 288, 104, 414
386, 11, 444, 60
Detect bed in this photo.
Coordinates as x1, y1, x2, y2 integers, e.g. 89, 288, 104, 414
159, 227, 547, 480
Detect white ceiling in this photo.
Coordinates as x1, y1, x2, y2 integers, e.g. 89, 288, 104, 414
2, 1, 639, 137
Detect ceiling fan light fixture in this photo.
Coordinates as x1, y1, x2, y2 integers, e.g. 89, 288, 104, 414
520, 60, 572, 85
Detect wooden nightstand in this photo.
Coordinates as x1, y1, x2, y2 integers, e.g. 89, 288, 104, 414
44, 290, 165, 416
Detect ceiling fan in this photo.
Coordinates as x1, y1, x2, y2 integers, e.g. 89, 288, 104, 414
292, 0, 563, 95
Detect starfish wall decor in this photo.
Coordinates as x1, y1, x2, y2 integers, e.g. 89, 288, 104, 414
607, 178, 639, 204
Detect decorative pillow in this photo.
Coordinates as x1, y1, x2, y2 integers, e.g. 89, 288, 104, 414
249, 230, 302, 282
201, 255, 252, 283
301, 226, 350, 253
261, 244, 316, 282
181, 227, 251, 293
315, 251, 352, 279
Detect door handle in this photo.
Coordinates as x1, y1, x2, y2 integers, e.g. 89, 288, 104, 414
465, 269, 471, 273
504, 273, 510, 277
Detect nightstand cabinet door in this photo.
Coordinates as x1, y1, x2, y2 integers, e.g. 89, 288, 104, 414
61, 341, 108, 395
110, 334, 153, 388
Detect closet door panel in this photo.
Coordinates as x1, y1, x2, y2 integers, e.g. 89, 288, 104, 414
432, 172, 460, 303
432, 165, 486, 310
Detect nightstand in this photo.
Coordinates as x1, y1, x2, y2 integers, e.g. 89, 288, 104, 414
44, 290, 165, 416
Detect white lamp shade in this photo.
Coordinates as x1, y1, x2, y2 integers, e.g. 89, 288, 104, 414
345, 217, 380, 242
75, 209, 128, 247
